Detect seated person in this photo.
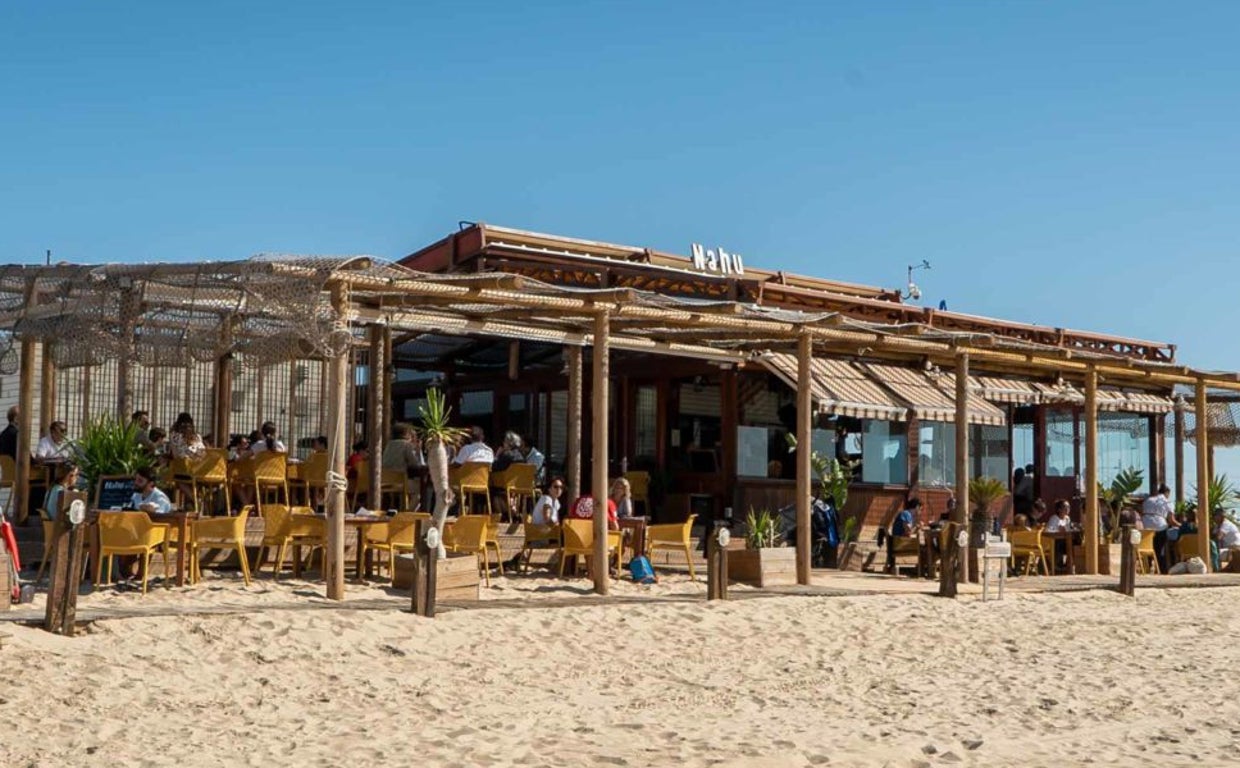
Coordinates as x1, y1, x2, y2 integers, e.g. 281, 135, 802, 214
892, 497, 922, 538
1011, 513, 1031, 531
131, 467, 172, 515
1031, 499, 1050, 525
1044, 500, 1072, 533
131, 410, 153, 450
523, 441, 546, 486
251, 421, 287, 454
382, 423, 425, 506
346, 441, 368, 481
530, 477, 564, 526
453, 426, 495, 465
311, 435, 328, 452
609, 477, 633, 520
227, 434, 252, 462
148, 427, 168, 458
569, 493, 619, 531
1212, 509, 1240, 570
43, 463, 80, 520
169, 412, 207, 460
491, 431, 525, 473
35, 420, 73, 460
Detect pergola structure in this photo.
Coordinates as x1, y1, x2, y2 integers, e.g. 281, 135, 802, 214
3, 254, 1240, 596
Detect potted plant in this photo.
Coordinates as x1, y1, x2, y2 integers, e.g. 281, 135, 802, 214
74, 414, 154, 496
417, 388, 469, 560
728, 507, 797, 587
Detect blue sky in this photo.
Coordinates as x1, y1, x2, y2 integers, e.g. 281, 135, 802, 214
2, 1, 1237, 477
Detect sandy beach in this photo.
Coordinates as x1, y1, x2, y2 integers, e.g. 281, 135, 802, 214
3, 576, 1240, 767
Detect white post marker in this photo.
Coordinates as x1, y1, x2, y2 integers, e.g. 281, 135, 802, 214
982, 537, 1012, 602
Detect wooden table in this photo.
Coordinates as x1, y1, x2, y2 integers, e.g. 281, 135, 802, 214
345, 515, 389, 580
1040, 529, 1081, 575
619, 516, 648, 562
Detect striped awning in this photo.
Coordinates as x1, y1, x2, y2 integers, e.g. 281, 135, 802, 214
865, 364, 1007, 426
761, 353, 908, 421
972, 375, 1043, 404
1113, 391, 1175, 415
1027, 381, 1172, 414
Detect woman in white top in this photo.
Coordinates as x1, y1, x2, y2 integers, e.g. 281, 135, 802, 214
531, 477, 564, 526
169, 412, 206, 460
251, 421, 287, 454
609, 477, 633, 520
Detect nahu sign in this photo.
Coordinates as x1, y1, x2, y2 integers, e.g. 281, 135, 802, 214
690, 243, 745, 276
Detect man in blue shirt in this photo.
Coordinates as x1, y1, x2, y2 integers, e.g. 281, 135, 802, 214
131, 467, 172, 515
892, 497, 922, 538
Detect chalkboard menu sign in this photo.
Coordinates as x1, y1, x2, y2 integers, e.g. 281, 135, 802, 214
94, 475, 136, 510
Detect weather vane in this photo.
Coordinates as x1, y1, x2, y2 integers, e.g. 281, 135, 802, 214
903, 260, 931, 301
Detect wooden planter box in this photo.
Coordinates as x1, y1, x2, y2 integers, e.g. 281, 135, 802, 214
393, 552, 480, 601
728, 547, 797, 587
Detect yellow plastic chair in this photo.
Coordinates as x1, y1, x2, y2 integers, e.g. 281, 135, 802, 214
191, 504, 253, 585
299, 451, 329, 508
253, 504, 323, 578
35, 508, 57, 582
450, 462, 492, 516
519, 522, 561, 572
249, 452, 290, 506
1176, 532, 1202, 566
1136, 529, 1160, 574
188, 448, 231, 515
1008, 527, 1049, 576
558, 519, 621, 578
646, 514, 698, 579
360, 511, 426, 577
449, 514, 493, 587
625, 471, 651, 517
95, 511, 171, 594
491, 463, 537, 519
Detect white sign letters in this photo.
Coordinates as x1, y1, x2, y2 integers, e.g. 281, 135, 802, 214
691, 243, 745, 276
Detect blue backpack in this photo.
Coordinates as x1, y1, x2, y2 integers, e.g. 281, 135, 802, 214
628, 555, 656, 584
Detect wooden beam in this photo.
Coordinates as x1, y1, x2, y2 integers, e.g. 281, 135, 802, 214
1195, 380, 1211, 570
795, 331, 812, 585
80, 364, 92, 429
13, 340, 36, 525
1083, 367, 1099, 575
507, 340, 520, 381
591, 311, 611, 596
39, 342, 56, 435
325, 284, 350, 600
566, 346, 583, 504
285, 359, 298, 461
214, 317, 235, 446
1174, 403, 1186, 504
367, 325, 384, 510
955, 353, 970, 582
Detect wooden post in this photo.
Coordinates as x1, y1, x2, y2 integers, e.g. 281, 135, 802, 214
411, 517, 436, 617
1118, 524, 1136, 597
317, 359, 328, 439
80, 364, 92, 429
707, 520, 729, 600
1174, 402, 1186, 504
13, 340, 36, 524
1083, 367, 1100, 575
381, 326, 393, 444
286, 360, 298, 459
149, 367, 163, 432
795, 331, 812, 585
115, 289, 139, 418
39, 342, 56, 435
591, 312, 610, 595
1152, 414, 1165, 494
938, 521, 959, 598
954, 353, 971, 582
43, 512, 86, 636
366, 325, 385, 510
325, 284, 350, 599
507, 340, 520, 381
1195, 379, 1211, 570
214, 317, 235, 446
566, 346, 583, 504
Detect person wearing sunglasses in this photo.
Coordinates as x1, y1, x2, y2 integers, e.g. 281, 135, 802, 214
531, 477, 565, 526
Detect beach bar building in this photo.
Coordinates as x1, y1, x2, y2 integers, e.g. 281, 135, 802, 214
2, 222, 1239, 596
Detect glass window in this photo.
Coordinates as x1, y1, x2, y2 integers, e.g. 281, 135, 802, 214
547, 391, 567, 474
460, 391, 493, 416
1094, 412, 1151, 485
862, 420, 907, 485
635, 386, 657, 462
403, 398, 427, 421
507, 393, 531, 440
918, 422, 955, 489
973, 424, 1011, 482
1046, 408, 1076, 480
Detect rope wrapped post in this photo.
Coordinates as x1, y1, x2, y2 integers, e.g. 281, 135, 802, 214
324, 284, 351, 600
366, 324, 385, 511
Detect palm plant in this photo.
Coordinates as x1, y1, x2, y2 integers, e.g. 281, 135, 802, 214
1098, 467, 1144, 534
744, 507, 783, 549
1183, 473, 1239, 523
968, 476, 1008, 536
787, 433, 858, 542
417, 388, 469, 559
74, 414, 153, 489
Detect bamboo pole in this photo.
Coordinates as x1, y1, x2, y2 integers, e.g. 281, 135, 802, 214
367, 325, 385, 510
13, 340, 36, 524
150, 366, 163, 431
325, 284, 350, 600
591, 312, 610, 596
955, 353, 971, 582
79, 364, 92, 429
214, 318, 235, 446
318, 359, 328, 439
116, 290, 139, 419
566, 346, 582, 503
39, 342, 55, 435
1174, 403, 1185, 504
1083, 367, 1099, 575
1195, 380, 1211, 570
286, 360, 298, 459
795, 331, 812, 585
382, 326, 393, 448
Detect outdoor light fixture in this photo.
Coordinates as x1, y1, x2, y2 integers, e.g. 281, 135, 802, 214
903, 260, 931, 301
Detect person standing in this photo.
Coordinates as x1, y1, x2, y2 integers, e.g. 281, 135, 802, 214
1141, 484, 1177, 573
0, 405, 18, 460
